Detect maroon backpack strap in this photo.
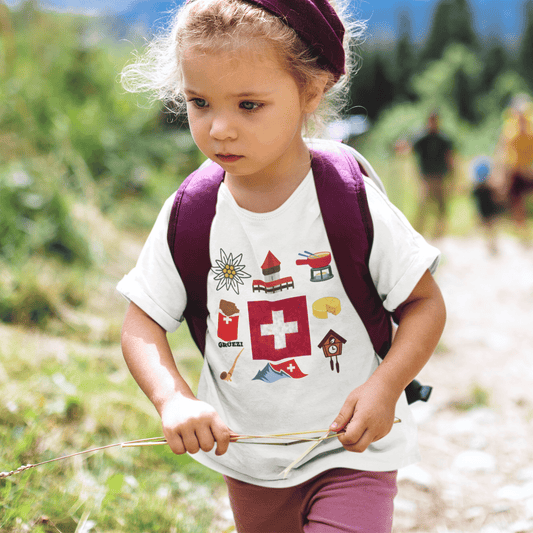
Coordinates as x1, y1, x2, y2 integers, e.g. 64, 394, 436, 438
311, 149, 392, 357
167, 162, 225, 355
167, 150, 429, 402
312, 149, 432, 403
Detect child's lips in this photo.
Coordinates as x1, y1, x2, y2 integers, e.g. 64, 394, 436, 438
216, 154, 243, 163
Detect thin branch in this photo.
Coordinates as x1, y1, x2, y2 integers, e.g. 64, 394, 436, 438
1, 442, 124, 479
280, 430, 333, 479
0, 419, 401, 479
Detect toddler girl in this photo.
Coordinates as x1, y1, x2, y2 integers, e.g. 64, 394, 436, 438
118, 1, 446, 531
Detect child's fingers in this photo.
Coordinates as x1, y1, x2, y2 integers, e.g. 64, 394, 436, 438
181, 420, 230, 455
339, 425, 374, 453
212, 421, 231, 456
338, 410, 395, 453
195, 426, 216, 453
338, 416, 369, 450
329, 396, 357, 432
181, 429, 202, 454
164, 432, 187, 455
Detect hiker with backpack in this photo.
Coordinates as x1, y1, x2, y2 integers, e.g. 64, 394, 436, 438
117, 1, 446, 531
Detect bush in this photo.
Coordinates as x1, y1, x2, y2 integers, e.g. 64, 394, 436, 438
0, 263, 59, 327
0, 164, 92, 266
0, 5, 195, 330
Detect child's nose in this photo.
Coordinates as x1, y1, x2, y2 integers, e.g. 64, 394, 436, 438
210, 112, 238, 141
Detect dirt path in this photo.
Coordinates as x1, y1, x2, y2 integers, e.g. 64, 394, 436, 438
393, 235, 533, 533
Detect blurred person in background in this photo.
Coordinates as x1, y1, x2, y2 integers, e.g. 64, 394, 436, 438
470, 156, 503, 255
495, 94, 533, 244
411, 111, 455, 239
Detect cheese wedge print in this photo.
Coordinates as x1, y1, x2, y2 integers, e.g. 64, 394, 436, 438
312, 297, 341, 319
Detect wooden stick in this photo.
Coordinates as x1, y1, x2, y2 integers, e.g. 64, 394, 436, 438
120, 431, 336, 448
0, 442, 125, 479
121, 436, 167, 445
231, 419, 400, 443
0, 420, 402, 478
230, 429, 330, 441
232, 433, 345, 446
0, 437, 169, 478
279, 418, 402, 478
239, 428, 332, 438
121, 440, 167, 448
280, 430, 332, 479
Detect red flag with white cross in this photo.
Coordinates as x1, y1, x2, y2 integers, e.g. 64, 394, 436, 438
248, 296, 311, 362
271, 359, 308, 379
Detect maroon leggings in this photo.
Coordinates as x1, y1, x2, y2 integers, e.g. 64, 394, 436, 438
224, 468, 398, 533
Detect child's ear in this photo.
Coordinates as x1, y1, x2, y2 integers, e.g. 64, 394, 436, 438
302, 73, 329, 114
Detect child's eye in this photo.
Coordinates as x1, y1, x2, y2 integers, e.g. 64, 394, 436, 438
189, 98, 208, 109
240, 101, 263, 112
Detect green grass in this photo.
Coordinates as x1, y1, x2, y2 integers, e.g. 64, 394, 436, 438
0, 328, 228, 533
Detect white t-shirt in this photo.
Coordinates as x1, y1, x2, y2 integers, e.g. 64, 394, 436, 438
117, 142, 440, 488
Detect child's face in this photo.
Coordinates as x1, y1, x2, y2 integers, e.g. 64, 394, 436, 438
182, 45, 319, 183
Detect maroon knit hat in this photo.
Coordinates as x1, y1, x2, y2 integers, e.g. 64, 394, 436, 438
186, 0, 346, 80
244, 0, 346, 80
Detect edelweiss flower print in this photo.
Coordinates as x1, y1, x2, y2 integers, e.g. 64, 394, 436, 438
212, 249, 252, 294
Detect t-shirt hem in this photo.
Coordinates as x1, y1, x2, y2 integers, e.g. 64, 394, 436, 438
185, 450, 421, 488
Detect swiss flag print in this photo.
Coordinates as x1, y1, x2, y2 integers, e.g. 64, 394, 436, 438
248, 296, 311, 362
271, 359, 308, 379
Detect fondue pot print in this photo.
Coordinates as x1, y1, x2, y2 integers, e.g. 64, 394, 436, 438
296, 251, 334, 282
296, 251, 331, 268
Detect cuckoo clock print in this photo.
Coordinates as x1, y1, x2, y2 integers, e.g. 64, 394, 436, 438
318, 330, 347, 373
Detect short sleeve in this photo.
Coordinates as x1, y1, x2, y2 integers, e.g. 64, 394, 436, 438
116, 193, 187, 332
365, 179, 441, 312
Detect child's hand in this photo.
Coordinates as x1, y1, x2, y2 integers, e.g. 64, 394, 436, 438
329, 381, 398, 453
160, 394, 231, 456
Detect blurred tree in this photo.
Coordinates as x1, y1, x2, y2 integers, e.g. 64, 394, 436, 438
393, 9, 418, 102
349, 51, 395, 120
480, 36, 510, 90
453, 67, 478, 123
420, 0, 451, 63
372, 53, 396, 117
449, 0, 478, 49
518, 0, 533, 90
421, 0, 478, 63
412, 44, 481, 116
17, 0, 40, 24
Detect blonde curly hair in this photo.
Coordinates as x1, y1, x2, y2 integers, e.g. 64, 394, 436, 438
121, 0, 365, 136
